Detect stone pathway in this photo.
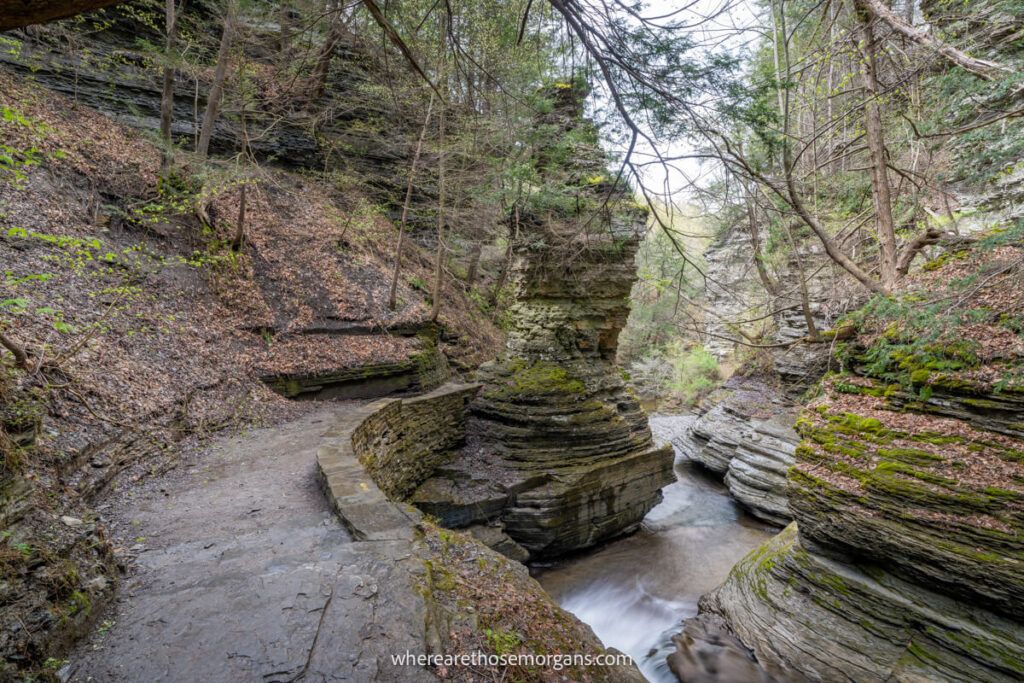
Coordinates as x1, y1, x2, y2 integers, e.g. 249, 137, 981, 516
68, 406, 436, 682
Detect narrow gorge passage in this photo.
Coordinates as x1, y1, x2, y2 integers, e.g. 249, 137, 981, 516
537, 416, 773, 682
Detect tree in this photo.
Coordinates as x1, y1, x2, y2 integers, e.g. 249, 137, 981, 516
854, 0, 1010, 80
0, 328, 30, 371
159, 0, 184, 173
857, 9, 899, 290
309, 2, 349, 101
388, 94, 435, 311
196, 1, 236, 160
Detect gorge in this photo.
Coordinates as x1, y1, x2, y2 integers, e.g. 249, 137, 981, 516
1, 1, 1022, 682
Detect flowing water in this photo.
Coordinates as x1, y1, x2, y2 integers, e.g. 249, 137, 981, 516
536, 415, 774, 682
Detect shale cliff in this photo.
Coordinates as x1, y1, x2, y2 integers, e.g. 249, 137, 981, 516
0, 12, 501, 676
685, 234, 1024, 681
668, 2, 1024, 678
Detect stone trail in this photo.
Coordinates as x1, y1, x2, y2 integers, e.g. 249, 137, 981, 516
68, 407, 435, 683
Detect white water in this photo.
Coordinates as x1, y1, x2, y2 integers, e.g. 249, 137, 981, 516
536, 415, 773, 682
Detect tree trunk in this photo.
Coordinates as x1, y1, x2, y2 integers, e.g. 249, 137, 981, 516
0, 329, 30, 371
745, 190, 778, 296
782, 222, 820, 341
196, 2, 235, 160
159, 0, 181, 173
0, 0, 125, 30
859, 13, 899, 290
855, 0, 1009, 80
429, 103, 446, 323
465, 241, 483, 290
896, 227, 941, 275
231, 183, 246, 251
770, 0, 886, 294
489, 207, 518, 309
387, 94, 435, 310
277, 2, 293, 56
310, 3, 346, 101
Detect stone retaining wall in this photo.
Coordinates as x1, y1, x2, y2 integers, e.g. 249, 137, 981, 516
343, 383, 480, 499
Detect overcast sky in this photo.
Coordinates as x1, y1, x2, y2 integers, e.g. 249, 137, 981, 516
604, 0, 763, 205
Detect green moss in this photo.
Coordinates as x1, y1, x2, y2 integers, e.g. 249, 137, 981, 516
483, 359, 586, 399
921, 249, 969, 272
908, 432, 964, 446
423, 559, 457, 592
65, 590, 91, 618
876, 447, 943, 466
906, 640, 941, 665
909, 369, 931, 385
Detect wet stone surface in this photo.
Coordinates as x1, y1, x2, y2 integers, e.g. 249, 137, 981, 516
68, 407, 435, 683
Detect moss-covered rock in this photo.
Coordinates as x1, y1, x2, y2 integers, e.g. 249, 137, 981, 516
687, 524, 1024, 682
407, 89, 673, 560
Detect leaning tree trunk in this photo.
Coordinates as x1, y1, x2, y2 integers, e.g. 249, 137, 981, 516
464, 241, 483, 290
231, 183, 246, 251
429, 103, 446, 323
196, 2, 235, 160
744, 189, 778, 297
0, 329, 30, 371
0, 0, 124, 30
855, 0, 1009, 80
387, 94, 434, 310
310, 3, 346, 100
768, 0, 886, 294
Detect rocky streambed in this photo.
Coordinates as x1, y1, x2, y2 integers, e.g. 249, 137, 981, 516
536, 415, 774, 682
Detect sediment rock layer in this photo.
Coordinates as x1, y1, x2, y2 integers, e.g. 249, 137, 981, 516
679, 375, 797, 525
694, 524, 1024, 683
409, 84, 674, 559
412, 220, 675, 558
678, 331, 1024, 680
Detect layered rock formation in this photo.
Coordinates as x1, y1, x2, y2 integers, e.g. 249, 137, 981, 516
408, 219, 676, 556
679, 381, 1024, 681
676, 237, 1024, 681
0, 9, 324, 166
408, 85, 674, 559
676, 375, 797, 526
699, 214, 847, 397
696, 523, 1022, 682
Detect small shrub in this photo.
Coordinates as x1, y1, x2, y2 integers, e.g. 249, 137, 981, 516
666, 343, 721, 405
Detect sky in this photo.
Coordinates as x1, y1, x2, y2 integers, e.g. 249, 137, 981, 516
597, 0, 763, 205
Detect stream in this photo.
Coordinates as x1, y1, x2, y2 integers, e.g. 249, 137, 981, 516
535, 415, 774, 682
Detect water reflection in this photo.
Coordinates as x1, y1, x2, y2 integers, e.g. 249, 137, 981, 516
536, 416, 773, 682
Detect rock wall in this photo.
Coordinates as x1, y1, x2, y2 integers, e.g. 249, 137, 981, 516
0, 10, 325, 166
697, 523, 1022, 682
261, 328, 451, 400
676, 277, 1024, 682
676, 375, 797, 526
0, 396, 116, 678
351, 383, 479, 500
314, 403, 646, 682
699, 223, 847, 393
